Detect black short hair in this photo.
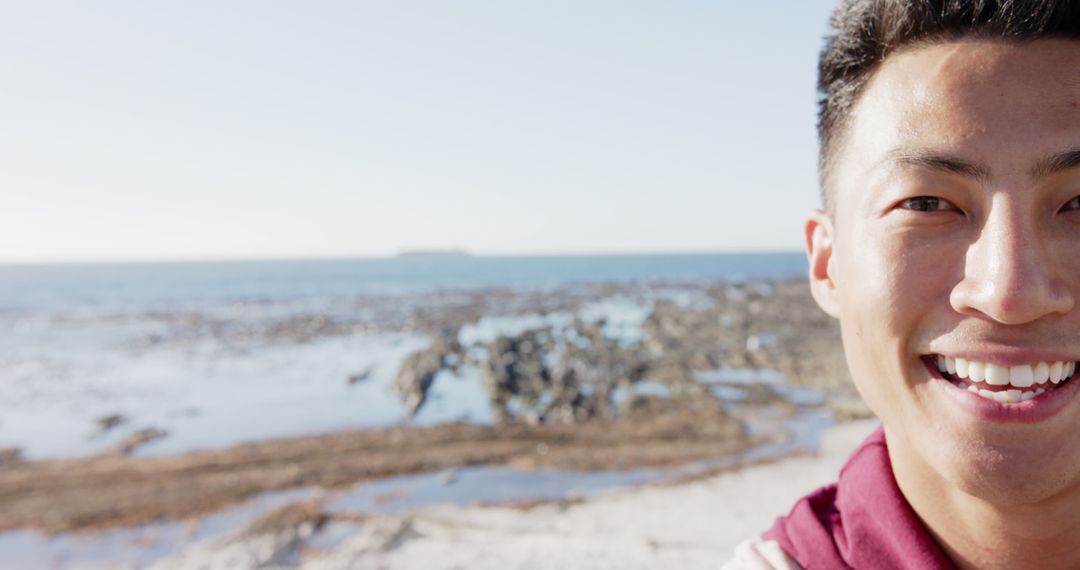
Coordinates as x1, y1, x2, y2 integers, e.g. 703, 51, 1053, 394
818, 0, 1080, 206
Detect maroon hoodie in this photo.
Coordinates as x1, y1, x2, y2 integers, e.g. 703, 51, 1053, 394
763, 426, 956, 569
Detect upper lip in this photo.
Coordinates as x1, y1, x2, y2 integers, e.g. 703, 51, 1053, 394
924, 347, 1080, 367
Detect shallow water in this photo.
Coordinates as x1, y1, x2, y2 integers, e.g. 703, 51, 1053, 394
325, 465, 665, 516
325, 405, 835, 520
0, 292, 663, 460
0, 487, 319, 570
0, 403, 836, 569
0, 328, 430, 459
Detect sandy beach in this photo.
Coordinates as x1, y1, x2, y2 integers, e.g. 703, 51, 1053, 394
145, 419, 878, 570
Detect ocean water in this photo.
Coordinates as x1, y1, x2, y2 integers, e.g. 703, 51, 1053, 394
0, 252, 806, 315
0, 253, 808, 460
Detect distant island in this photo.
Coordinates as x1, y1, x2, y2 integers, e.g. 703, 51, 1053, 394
394, 249, 473, 260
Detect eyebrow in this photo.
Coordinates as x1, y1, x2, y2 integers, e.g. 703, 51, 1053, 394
887, 147, 1080, 184
1030, 148, 1080, 181
887, 149, 990, 182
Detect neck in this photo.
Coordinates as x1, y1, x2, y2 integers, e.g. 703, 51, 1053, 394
887, 429, 1080, 570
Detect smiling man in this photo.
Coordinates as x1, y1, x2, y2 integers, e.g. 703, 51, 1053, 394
724, 2, 1080, 569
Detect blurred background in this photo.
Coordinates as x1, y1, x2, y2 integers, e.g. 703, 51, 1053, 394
0, 2, 867, 568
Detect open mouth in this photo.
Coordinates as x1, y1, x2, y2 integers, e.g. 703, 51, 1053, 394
926, 355, 1077, 404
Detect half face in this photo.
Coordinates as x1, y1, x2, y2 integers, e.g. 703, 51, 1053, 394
808, 39, 1080, 504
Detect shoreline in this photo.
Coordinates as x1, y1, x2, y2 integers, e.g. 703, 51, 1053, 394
147, 419, 882, 570
0, 399, 761, 535
0, 415, 876, 570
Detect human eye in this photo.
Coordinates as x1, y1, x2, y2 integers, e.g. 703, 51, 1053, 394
898, 196, 957, 212
1059, 195, 1080, 213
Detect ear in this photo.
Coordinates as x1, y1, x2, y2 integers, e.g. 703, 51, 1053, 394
805, 208, 840, 318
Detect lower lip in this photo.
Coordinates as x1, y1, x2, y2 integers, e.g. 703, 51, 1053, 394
927, 360, 1080, 423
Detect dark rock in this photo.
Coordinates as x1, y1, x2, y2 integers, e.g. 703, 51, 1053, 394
387, 279, 857, 425
392, 329, 463, 416
478, 328, 554, 423
114, 427, 169, 455
0, 447, 22, 466
642, 280, 851, 394
96, 414, 127, 432
347, 365, 376, 385
476, 320, 654, 425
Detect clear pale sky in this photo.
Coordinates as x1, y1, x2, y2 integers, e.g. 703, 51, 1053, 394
1, 1, 837, 263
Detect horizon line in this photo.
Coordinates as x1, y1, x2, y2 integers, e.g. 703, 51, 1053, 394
0, 247, 805, 267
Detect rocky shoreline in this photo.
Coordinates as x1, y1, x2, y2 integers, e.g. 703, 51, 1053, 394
0, 277, 870, 563
391, 279, 853, 424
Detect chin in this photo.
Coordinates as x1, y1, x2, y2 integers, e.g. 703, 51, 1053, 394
932, 433, 1080, 506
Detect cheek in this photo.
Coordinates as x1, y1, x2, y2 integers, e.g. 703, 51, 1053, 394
839, 231, 938, 335
1050, 223, 1080, 281
833, 228, 957, 401
849, 224, 960, 329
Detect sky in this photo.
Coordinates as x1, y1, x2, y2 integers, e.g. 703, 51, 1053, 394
1, 1, 838, 263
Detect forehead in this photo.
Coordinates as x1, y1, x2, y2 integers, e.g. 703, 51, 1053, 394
834, 39, 1080, 189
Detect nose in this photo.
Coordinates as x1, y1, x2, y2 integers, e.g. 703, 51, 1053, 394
950, 200, 1075, 324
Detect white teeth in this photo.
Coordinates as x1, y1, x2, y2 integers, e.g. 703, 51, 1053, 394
999, 389, 1022, 404
935, 356, 1078, 402
1009, 365, 1034, 388
970, 386, 1048, 403
969, 361, 987, 383
935, 357, 1076, 389
1034, 362, 1050, 385
983, 363, 1007, 386
1051, 361, 1065, 383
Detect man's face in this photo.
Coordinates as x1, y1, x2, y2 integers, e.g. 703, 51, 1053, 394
808, 39, 1080, 503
